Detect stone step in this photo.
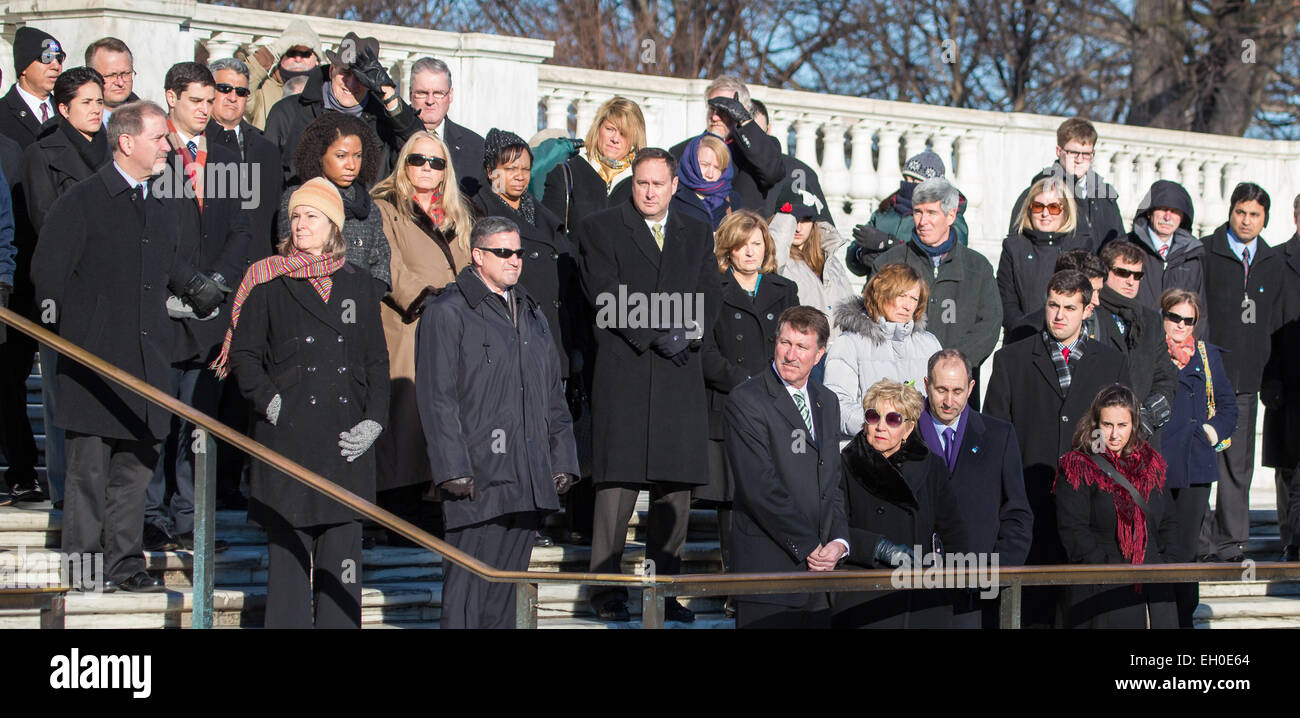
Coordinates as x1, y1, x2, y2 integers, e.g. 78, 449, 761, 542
1193, 615, 1300, 629
1198, 579, 1300, 598
1194, 595, 1300, 621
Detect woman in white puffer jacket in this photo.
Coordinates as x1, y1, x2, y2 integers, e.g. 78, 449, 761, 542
824, 262, 942, 447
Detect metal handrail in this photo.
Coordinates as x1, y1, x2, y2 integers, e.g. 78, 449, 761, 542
4, 304, 1300, 629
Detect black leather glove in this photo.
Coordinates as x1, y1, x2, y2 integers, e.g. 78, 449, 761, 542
0, 282, 10, 343
349, 46, 396, 96
650, 330, 691, 359
707, 94, 752, 126
847, 225, 900, 277
565, 375, 586, 421
441, 476, 476, 500
1140, 393, 1172, 435
553, 473, 576, 495
873, 537, 914, 568
181, 271, 229, 318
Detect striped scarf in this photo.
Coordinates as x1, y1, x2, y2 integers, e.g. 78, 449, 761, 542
209, 251, 346, 379
1044, 331, 1084, 392
166, 119, 207, 211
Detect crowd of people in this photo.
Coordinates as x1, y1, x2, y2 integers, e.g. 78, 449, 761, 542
0, 22, 1297, 631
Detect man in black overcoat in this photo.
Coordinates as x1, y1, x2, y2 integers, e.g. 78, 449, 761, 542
919, 349, 1032, 628
416, 217, 579, 629
984, 269, 1131, 627
31, 101, 218, 592
206, 56, 284, 253
576, 148, 720, 622
724, 306, 849, 628
1262, 195, 1300, 561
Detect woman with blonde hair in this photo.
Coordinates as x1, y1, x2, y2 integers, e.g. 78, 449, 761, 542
997, 174, 1087, 333
368, 131, 473, 541
541, 95, 647, 231
671, 133, 741, 229
824, 262, 941, 446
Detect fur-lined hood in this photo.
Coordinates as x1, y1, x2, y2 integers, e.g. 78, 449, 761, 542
832, 297, 928, 342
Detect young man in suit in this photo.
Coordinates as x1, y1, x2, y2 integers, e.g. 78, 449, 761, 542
724, 306, 849, 628
919, 348, 1031, 628
984, 269, 1131, 627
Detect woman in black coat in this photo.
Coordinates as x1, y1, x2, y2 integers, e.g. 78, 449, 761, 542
540, 96, 643, 233
1056, 384, 1178, 629
22, 66, 109, 232
698, 210, 799, 573
996, 175, 1089, 335
219, 178, 390, 629
670, 132, 741, 230
1161, 289, 1236, 627
834, 379, 968, 629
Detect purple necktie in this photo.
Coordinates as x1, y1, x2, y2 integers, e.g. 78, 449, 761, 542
944, 427, 957, 468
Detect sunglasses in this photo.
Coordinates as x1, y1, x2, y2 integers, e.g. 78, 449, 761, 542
1163, 310, 1196, 327
406, 153, 447, 170
215, 83, 251, 98
283, 49, 315, 59
1110, 266, 1144, 280
865, 408, 906, 428
1029, 201, 1064, 216
478, 247, 525, 259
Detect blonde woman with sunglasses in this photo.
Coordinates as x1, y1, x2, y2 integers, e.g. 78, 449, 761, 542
996, 175, 1089, 335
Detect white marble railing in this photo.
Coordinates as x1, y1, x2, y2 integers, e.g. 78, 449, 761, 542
5, 0, 1300, 261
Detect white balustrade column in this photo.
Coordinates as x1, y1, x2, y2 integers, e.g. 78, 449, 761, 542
876, 124, 904, 202
574, 96, 599, 139
1178, 155, 1202, 205
1111, 148, 1135, 219
770, 112, 793, 155
819, 117, 849, 200
848, 121, 877, 201
953, 132, 982, 208
793, 117, 820, 174
1135, 153, 1158, 204
202, 32, 251, 62
542, 91, 572, 134
1198, 159, 1225, 232
1156, 155, 1180, 181
902, 127, 929, 164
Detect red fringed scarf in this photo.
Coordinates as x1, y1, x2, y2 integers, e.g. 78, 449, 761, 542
1056, 444, 1168, 564
417, 190, 445, 226
209, 251, 346, 379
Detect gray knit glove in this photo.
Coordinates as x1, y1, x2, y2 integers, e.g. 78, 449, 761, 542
266, 394, 282, 426
339, 419, 383, 462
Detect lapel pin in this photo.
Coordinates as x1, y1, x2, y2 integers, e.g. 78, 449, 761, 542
971, 446, 979, 454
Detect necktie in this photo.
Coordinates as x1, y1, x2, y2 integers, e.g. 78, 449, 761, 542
1241, 245, 1251, 288
792, 392, 813, 435
1158, 243, 1169, 259
652, 223, 664, 251
39, 103, 49, 123
186, 140, 198, 159
1061, 346, 1070, 364
943, 427, 957, 467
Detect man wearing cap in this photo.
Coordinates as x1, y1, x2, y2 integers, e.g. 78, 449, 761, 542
237, 19, 323, 130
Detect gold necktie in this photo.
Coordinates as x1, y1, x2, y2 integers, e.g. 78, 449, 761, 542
652, 223, 664, 250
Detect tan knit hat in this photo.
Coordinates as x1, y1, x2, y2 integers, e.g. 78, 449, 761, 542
288, 177, 345, 230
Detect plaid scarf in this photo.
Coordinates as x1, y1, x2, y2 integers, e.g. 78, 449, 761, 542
1166, 334, 1197, 370
166, 119, 207, 211
1044, 331, 1084, 392
209, 251, 346, 379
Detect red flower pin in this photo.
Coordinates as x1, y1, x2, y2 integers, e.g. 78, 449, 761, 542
780, 202, 793, 213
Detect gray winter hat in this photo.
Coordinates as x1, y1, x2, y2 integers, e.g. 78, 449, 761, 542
902, 150, 945, 181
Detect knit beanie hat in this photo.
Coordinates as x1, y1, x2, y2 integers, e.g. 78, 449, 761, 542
13, 27, 64, 73
483, 128, 531, 170
289, 177, 346, 230
902, 149, 945, 181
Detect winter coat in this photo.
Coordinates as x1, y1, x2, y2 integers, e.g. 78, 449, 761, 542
575, 200, 720, 486
439, 118, 487, 197
1007, 163, 1125, 252
372, 197, 471, 491
1120, 180, 1205, 315
760, 141, 833, 223
21, 120, 108, 233
669, 183, 740, 230
540, 154, 633, 235
872, 234, 1002, 368
865, 188, 969, 247
415, 267, 579, 530
833, 431, 969, 629
824, 298, 942, 445
229, 262, 390, 528
1165, 342, 1237, 488
240, 19, 324, 130
0, 87, 46, 321
205, 119, 284, 255
769, 212, 858, 329
670, 120, 784, 212
278, 182, 391, 289
1201, 223, 1283, 394
1091, 297, 1179, 430
996, 227, 1088, 336
1055, 445, 1178, 629
1262, 233, 1300, 468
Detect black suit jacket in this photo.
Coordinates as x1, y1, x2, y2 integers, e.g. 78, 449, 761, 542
441, 117, 486, 196
1201, 223, 1283, 394
205, 120, 283, 255
724, 366, 848, 607
0, 86, 50, 149
983, 334, 1130, 564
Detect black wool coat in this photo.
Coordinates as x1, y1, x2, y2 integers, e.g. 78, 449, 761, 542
1091, 299, 1179, 427
996, 228, 1087, 337
1201, 223, 1283, 394
30, 163, 200, 440
470, 186, 586, 377
833, 431, 970, 629
540, 156, 633, 235
760, 139, 833, 223
229, 262, 390, 528
1123, 220, 1206, 317
21, 121, 109, 233
414, 267, 578, 530
723, 367, 847, 607
576, 200, 721, 486
441, 117, 486, 197
263, 65, 424, 184
0, 87, 47, 319
1262, 233, 1300, 469
670, 120, 785, 212
1007, 163, 1125, 253
935, 409, 1033, 565
0, 86, 49, 148
205, 119, 284, 255
983, 333, 1131, 565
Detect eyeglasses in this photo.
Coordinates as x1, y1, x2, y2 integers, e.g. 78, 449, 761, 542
1060, 148, 1094, 160
478, 247, 525, 259
101, 70, 136, 83
215, 83, 251, 98
1029, 201, 1064, 216
411, 90, 450, 102
283, 49, 315, 59
1163, 310, 1196, 327
865, 408, 906, 428
406, 153, 447, 170
1110, 266, 1144, 281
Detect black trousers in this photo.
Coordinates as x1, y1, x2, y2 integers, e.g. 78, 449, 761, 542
736, 594, 831, 629
63, 432, 159, 582
589, 481, 691, 606
1276, 467, 1300, 549
441, 512, 539, 629
145, 365, 210, 534
264, 518, 362, 629
1201, 392, 1257, 558
1170, 484, 1212, 628
0, 333, 37, 490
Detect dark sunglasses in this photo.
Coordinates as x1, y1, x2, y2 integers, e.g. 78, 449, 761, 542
1163, 310, 1196, 327
406, 153, 447, 170
865, 408, 906, 428
214, 83, 251, 98
478, 247, 525, 259
1029, 201, 1064, 216
1110, 266, 1144, 280
283, 49, 315, 59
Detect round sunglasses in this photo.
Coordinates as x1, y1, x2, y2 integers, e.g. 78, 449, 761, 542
865, 408, 906, 428
1029, 201, 1064, 216
406, 153, 447, 170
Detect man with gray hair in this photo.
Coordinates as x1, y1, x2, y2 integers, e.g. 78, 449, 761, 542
871, 176, 1002, 409
206, 56, 283, 251
669, 74, 782, 211
416, 216, 579, 628
409, 56, 485, 194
